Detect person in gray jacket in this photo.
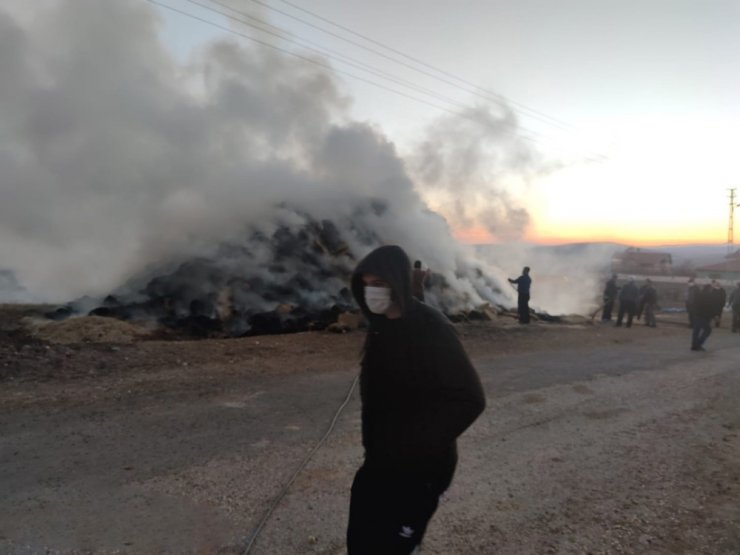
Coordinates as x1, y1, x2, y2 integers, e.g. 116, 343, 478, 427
616, 277, 639, 328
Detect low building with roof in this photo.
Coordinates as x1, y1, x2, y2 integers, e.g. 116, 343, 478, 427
611, 247, 673, 275
696, 251, 740, 282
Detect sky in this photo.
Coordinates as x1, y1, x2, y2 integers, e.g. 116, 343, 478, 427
1, 0, 738, 304
156, 0, 740, 246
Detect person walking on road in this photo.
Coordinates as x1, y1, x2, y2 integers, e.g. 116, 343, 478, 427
616, 277, 639, 328
728, 282, 740, 333
508, 267, 532, 324
691, 282, 714, 351
602, 274, 619, 322
348, 245, 486, 554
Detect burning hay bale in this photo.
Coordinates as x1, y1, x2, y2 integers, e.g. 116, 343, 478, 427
24, 316, 152, 344
43, 207, 519, 338
327, 311, 364, 333
558, 314, 591, 325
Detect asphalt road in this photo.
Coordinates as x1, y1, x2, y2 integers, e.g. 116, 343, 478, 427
1, 325, 738, 554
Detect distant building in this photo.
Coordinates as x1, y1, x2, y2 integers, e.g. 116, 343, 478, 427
696, 250, 740, 281
611, 247, 673, 275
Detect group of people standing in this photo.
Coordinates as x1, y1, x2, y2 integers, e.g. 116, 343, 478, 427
603, 274, 740, 351
602, 274, 658, 328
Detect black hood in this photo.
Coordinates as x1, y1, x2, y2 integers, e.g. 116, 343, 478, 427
351, 245, 414, 321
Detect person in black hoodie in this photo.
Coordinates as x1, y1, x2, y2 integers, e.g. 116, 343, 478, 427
347, 245, 486, 554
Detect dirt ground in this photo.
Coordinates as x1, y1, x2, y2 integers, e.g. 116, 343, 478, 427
1, 306, 739, 554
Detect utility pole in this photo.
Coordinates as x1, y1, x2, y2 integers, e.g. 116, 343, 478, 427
729, 188, 738, 254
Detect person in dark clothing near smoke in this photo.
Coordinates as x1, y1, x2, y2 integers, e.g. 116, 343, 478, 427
411, 260, 430, 302
686, 278, 700, 328
635, 280, 649, 320
641, 279, 658, 327
508, 266, 532, 324
348, 245, 486, 554
602, 273, 619, 321
616, 277, 639, 328
691, 282, 715, 351
709, 280, 727, 328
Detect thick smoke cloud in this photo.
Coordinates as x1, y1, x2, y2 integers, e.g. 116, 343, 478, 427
0, 0, 595, 316
476, 243, 617, 316
0, 0, 332, 299
409, 105, 545, 242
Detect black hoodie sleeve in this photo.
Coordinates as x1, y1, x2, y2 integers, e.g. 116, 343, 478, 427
408, 312, 486, 453
362, 309, 486, 467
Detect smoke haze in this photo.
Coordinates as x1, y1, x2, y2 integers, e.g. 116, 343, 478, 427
0, 0, 597, 315
410, 105, 538, 241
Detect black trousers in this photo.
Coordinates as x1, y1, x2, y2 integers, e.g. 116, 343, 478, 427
616, 300, 636, 327
692, 316, 712, 348
518, 293, 530, 323
602, 299, 615, 320
347, 465, 448, 554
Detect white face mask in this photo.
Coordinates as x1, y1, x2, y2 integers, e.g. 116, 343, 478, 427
364, 285, 393, 314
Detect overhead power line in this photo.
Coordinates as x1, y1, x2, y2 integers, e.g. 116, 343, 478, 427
251, 0, 579, 132
150, 0, 607, 160
182, 0, 474, 113
201, 0, 605, 158
729, 188, 738, 254
149, 0, 465, 112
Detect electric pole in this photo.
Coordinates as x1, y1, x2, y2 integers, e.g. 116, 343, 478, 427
729, 188, 738, 254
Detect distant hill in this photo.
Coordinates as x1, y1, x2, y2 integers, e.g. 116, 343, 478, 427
474, 242, 732, 274
474, 242, 624, 271
651, 244, 735, 266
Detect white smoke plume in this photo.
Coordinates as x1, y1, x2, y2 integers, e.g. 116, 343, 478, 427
476, 243, 620, 316
0, 0, 596, 318
409, 105, 545, 242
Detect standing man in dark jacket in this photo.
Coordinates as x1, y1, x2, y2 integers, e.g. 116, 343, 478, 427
642, 279, 658, 327
709, 280, 727, 328
692, 282, 715, 351
348, 245, 486, 554
508, 266, 532, 324
616, 277, 639, 328
602, 274, 619, 321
